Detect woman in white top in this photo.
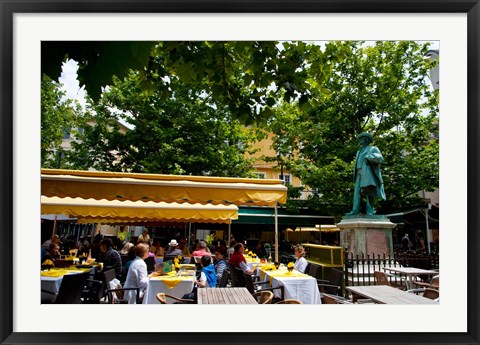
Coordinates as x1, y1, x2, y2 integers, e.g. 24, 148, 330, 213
123, 243, 158, 304
293, 245, 308, 273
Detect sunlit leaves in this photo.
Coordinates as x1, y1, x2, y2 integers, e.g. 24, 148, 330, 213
41, 75, 80, 168
267, 41, 439, 215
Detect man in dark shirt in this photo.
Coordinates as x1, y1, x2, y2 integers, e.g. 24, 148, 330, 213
99, 238, 123, 278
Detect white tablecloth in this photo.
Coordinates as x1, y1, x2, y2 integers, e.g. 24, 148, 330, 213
41, 268, 94, 303
261, 269, 322, 304
41, 276, 63, 303
246, 262, 261, 270
142, 274, 195, 304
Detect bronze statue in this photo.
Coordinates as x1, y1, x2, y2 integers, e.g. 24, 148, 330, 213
347, 132, 386, 216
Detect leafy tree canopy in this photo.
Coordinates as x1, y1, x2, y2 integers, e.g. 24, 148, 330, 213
66, 69, 264, 177
41, 75, 81, 168
43, 40, 439, 217
266, 41, 439, 215
41, 41, 334, 125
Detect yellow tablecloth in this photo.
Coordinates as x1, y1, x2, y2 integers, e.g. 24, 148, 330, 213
40, 267, 90, 277
259, 266, 283, 280
150, 271, 194, 289
261, 268, 308, 285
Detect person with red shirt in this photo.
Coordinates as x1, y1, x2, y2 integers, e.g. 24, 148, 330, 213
228, 243, 253, 274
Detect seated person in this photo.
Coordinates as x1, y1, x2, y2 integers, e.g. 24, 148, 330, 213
178, 238, 190, 257
124, 245, 136, 271
190, 240, 212, 265
228, 243, 253, 274
119, 242, 134, 255
41, 235, 60, 251
293, 245, 308, 273
254, 241, 267, 259
151, 240, 165, 257
213, 246, 227, 283
191, 240, 211, 258
99, 238, 123, 279
164, 239, 182, 260
123, 243, 158, 304
183, 255, 217, 302
42, 243, 61, 263
196, 255, 217, 288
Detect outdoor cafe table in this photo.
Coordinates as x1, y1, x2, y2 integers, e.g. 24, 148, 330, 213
383, 267, 438, 290
198, 287, 258, 304
346, 285, 439, 304
142, 269, 195, 304
260, 266, 322, 304
41, 266, 92, 303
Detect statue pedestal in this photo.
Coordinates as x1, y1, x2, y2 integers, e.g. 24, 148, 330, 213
337, 214, 396, 257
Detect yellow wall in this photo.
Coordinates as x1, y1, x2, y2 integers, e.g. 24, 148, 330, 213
248, 134, 302, 187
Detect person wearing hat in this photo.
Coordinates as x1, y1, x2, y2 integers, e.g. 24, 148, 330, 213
347, 132, 386, 216
165, 239, 182, 260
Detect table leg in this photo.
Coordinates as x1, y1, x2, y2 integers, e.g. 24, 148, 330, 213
406, 276, 414, 290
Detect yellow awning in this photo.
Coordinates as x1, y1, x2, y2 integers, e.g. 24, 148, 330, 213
41, 196, 238, 224
41, 169, 287, 206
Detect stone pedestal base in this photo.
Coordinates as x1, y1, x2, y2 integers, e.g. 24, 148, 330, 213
337, 215, 396, 257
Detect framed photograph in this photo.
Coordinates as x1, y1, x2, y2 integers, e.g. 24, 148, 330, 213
1, 1, 478, 344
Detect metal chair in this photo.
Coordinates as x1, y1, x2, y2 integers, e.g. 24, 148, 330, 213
82, 268, 116, 303
307, 263, 321, 280
274, 299, 303, 304
106, 285, 141, 304
317, 268, 343, 295
407, 287, 439, 301
422, 288, 439, 300
228, 263, 246, 287
374, 271, 391, 286
253, 290, 274, 304
155, 293, 195, 304
413, 275, 439, 290
243, 271, 284, 301
216, 269, 230, 287
322, 293, 353, 304
144, 256, 156, 274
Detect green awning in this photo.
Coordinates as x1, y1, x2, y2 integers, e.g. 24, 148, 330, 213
234, 206, 334, 226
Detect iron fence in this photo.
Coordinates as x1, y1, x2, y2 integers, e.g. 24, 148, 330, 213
343, 251, 439, 289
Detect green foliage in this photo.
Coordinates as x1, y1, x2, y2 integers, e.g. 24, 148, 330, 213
41, 41, 333, 125
267, 41, 439, 215
41, 75, 79, 168
204, 233, 216, 247
42, 41, 157, 101
67, 70, 261, 177
44, 40, 439, 217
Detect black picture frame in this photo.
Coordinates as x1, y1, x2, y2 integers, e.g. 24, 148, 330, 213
1, 1, 479, 345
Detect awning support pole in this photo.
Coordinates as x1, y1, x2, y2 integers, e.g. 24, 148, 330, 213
275, 202, 279, 262
51, 215, 58, 239
227, 222, 231, 259
425, 207, 432, 254
188, 222, 192, 253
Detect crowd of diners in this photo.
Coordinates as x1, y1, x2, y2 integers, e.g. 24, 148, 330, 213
41, 228, 309, 304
